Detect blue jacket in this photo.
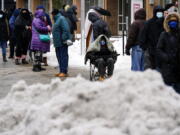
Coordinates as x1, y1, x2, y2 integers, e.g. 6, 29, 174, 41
52, 13, 71, 48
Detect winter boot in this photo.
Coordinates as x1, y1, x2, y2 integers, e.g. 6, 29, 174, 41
22, 59, 29, 64
32, 64, 41, 72
43, 57, 48, 66
15, 59, 20, 65
3, 55, 7, 62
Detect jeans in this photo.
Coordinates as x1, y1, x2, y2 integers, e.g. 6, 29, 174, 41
0, 41, 7, 56
55, 45, 69, 74
131, 45, 144, 71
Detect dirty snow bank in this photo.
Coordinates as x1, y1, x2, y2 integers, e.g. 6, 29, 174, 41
0, 70, 180, 135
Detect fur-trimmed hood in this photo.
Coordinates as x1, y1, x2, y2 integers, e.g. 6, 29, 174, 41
164, 13, 180, 32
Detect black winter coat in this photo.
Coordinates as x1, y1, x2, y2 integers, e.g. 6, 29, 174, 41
15, 9, 32, 40
0, 11, 9, 41
139, 6, 164, 56
88, 12, 111, 40
157, 31, 180, 84
126, 8, 146, 50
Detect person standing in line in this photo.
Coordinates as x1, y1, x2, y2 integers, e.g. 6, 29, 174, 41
9, 9, 20, 59
0, 10, 9, 62
157, 13, 180, 93
125, 8, 146, 71
36, 5, 52, 66
30, 10, 51, 72
52, 9, 72, 77
14, 9, 32, 65
139, 6, 164, 70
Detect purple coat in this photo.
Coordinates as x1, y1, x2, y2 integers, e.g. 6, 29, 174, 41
30, 10, 50, 52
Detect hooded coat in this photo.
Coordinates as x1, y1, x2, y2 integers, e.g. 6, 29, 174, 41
88, 12, 111, 40
52, 13, 71, 48
156, 13, 180, 84
15, 9, 32, 40
126, 8, 146, 50
139, 6, 164, 54
30, 10, 50, 52
0, 10, 9, 41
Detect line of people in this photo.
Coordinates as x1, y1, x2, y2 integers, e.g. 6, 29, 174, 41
125, 3, 180, 93
0, 5, 78, 77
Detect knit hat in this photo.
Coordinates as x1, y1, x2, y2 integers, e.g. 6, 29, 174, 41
36, 5, 45, 10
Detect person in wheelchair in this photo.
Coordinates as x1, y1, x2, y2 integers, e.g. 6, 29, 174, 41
85, 35, 118, 81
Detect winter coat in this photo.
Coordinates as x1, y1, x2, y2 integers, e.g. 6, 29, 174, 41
15, 9, 32, 41
139, 6, 164, 56
52, 13, 71, 48
30, 10, 50, 52
0, 10, 9, 41
66, 6, 78, 34
157, 13, 180, 84
88, 12, 111, 40
126, 9, 146, 50
9, 9, 20, 32
85, 35, 117, 64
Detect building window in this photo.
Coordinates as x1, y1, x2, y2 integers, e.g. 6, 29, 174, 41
85, 0, 104, 14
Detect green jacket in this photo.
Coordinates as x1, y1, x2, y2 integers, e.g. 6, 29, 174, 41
87, 35, 114, 53
52, 13, 71, 48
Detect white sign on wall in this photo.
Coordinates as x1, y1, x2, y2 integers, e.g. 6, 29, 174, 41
131, 0, 143, 23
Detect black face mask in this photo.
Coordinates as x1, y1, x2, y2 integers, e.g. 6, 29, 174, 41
22, 12, 29, 19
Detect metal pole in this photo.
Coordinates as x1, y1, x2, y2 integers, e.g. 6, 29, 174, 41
122, 0, 125, 56
1, 0, 4, 11
81, 0, 85, 55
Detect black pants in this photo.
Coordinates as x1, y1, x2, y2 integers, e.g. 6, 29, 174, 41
16, 36, 30, 58
9, 36, 16, 58
95, 58, 114, 77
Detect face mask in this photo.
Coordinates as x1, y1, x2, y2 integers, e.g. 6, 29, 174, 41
156, 12, 163, 18
99, 40, 106, 46
0, 14, 3, 18
168, 21, 178, 29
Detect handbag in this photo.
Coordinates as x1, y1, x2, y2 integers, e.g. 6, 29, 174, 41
39, 34, 50, 42
33, 26, 50, 42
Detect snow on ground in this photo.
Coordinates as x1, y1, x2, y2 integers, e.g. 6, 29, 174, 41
1, 37, 180, 135
0, 70, 180, 135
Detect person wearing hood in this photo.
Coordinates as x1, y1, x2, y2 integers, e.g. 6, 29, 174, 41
157, 13, 180, 93
52, 9, 71, 77
85, 35, 118, 81
30, 10, 51, 72
139, 6, 164, 70
88, 12, 111, 41
36, 5, 52, 27
125, 8, 146, 71
0, 10, 9, 62
14, 8, 32, 65
8, 9, 20, 59
65, 5, 78, 41
36, 5, 52, 66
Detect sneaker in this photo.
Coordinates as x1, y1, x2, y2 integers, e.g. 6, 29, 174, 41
58, 73, 68, 77
22, 59, 29, 64
99, 76, 105, 81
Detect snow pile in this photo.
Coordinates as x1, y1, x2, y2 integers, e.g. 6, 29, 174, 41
0, 70, 180, 135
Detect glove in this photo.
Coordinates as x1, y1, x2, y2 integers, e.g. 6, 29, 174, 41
63, 40, 73, 46
125, 49, 130, 55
